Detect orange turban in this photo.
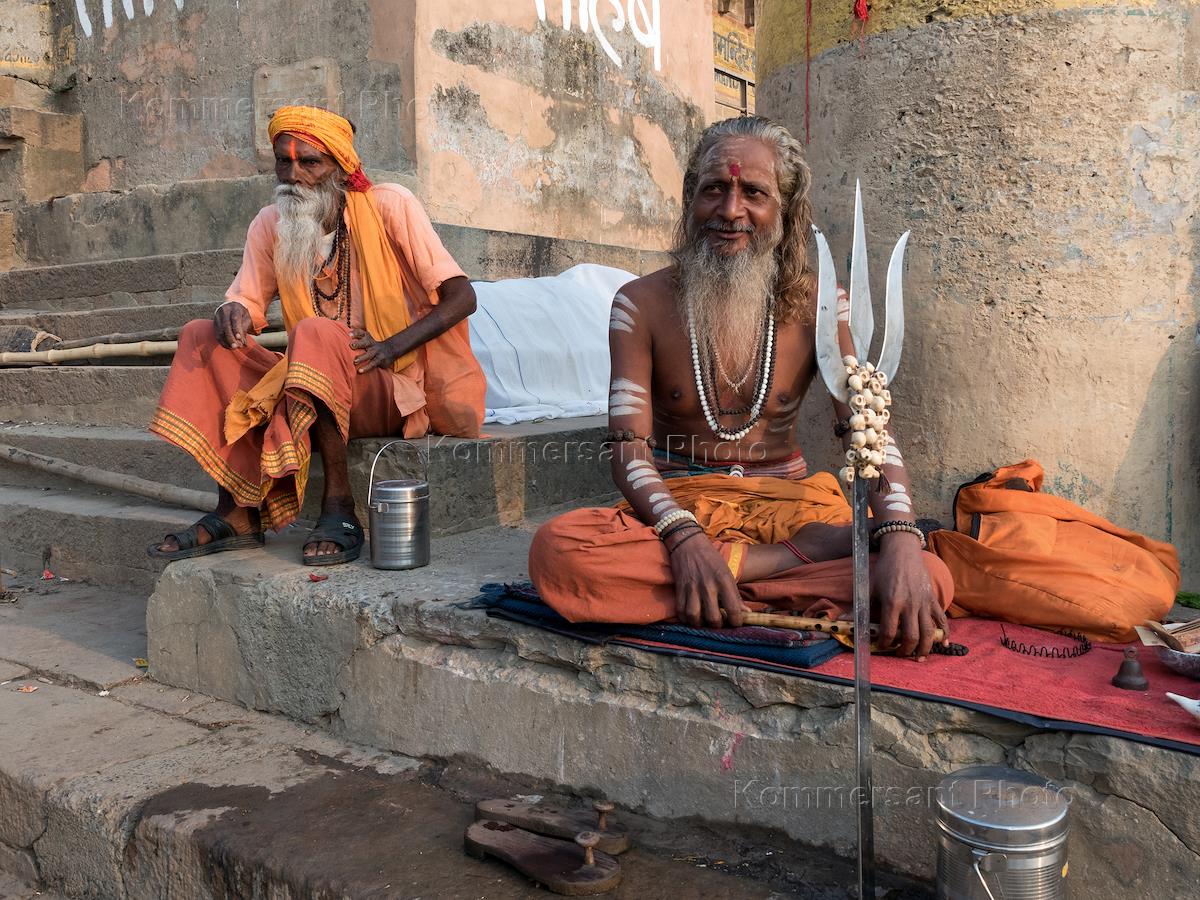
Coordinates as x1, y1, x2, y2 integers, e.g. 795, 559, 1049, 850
267, 106, 373, 191
262, 105, 415, 372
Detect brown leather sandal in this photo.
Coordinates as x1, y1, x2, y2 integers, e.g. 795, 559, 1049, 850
464, 820, 621, 896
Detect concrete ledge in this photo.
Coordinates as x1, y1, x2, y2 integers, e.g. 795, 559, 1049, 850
147, 530, 1200, 897
347, 417, 613, 534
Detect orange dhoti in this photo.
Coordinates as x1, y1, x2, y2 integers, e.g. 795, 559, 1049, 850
529, 472, 954, 624
150, 317, 407, 530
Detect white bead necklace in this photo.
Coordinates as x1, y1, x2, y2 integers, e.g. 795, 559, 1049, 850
688, 300, 776, 442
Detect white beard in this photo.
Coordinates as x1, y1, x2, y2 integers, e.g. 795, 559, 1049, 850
273, 179, 343, 284
677, 221, 781, 376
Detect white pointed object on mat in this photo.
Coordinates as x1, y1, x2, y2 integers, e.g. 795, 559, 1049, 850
1165, 692, 1200, 723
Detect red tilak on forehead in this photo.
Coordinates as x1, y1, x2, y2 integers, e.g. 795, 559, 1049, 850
277, 136, 300, 161
730, 163, 741, 177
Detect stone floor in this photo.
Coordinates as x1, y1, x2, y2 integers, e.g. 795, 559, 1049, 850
0, 572, 936, 899
143, 526, 1200, 899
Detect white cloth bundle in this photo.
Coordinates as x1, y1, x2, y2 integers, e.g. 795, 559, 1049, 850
468, 264, 635, 425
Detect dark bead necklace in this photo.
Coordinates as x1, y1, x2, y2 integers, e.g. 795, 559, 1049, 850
310, 213, 351, 325
705, 312, 773, 417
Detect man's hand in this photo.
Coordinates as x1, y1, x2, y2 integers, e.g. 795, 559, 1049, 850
214, 303, 252, 350
350, 328, 402, 373
666, 530, 747, 628
872, 532, 948, 660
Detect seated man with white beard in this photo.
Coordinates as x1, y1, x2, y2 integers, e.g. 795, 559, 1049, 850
149, 106, 485, 565
530, 117, 954, 659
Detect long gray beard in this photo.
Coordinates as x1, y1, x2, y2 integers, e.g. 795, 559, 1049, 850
677, 229, 780, 377
273, 179, 343, 284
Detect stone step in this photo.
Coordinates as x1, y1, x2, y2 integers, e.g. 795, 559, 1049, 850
0, 578, 831, 900
0, 366, 168, 426
0, 108, 82, 153
0, 417, 612, 589
0, 249, 241, 311
0, 76, 60, 113
147, 529, 1200, 900
0, 300, 229, 341
5, 175, 668, 275
0, 483, 195, 591
0, 423, 216, 494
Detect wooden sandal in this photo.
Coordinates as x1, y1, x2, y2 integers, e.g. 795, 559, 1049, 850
464, 821, 621, 896
476, 798, 630, 855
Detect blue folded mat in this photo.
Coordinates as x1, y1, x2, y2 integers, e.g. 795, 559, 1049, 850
469, 582, 845, 670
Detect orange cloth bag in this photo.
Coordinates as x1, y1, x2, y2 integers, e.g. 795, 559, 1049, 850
927, 460, 1179, 642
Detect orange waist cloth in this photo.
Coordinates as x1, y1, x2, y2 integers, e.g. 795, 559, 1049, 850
531, 473, 954, 625
151, 317, 408, 530
616, 471, 852, 543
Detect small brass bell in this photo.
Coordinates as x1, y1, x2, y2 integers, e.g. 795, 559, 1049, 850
1111, 647, 1148, 691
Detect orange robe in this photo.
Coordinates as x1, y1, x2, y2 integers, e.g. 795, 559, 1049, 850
529, 472, 955, 625
218, 183, 484, 438
150, 184, 485, 529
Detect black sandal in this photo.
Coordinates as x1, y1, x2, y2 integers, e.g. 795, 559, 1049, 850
147, 512, 265, 561
302, 513, 364, 566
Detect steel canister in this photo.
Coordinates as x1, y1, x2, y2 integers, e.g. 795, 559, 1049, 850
936, 765, 1070, 900
367, 440, 430, 570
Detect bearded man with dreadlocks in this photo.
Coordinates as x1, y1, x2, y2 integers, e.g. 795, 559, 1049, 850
530, 117, 953, 659
149, 106, 485, 566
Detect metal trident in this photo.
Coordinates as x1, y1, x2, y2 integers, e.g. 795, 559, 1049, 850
812, 181, 910, 900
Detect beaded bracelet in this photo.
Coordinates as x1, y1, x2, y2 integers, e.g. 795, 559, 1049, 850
653, 509, 698, 536
603, 430, 658, 449
667, 529, 705, 555
658, 519, 702, 543
871, 520, 927, 550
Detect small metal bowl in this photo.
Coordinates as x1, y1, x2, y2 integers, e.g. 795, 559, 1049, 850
1157, 646, 1200, 680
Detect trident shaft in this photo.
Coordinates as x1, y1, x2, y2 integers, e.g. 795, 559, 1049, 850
813, 182, 910, 899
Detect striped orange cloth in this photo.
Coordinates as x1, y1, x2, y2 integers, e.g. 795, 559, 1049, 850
151, 318, 403, 529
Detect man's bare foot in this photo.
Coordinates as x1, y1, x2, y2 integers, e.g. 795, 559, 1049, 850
156, 505, 261, 554
303, 498, 361, 562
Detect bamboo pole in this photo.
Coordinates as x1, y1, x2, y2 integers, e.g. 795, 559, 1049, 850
52, 320, 285, 351
0, 331, 288, 366
53, 326, 188, 351
0, 444, 217, 512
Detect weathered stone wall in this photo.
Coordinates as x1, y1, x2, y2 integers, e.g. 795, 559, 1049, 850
759, 0, 1200, 585
1, 0, 66, 89
31, 1, 711, 253
416, 4, 712, 249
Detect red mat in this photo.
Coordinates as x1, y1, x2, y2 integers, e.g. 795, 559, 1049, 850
812, 618, 1200, 753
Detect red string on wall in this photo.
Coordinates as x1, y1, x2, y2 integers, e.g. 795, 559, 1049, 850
852, 0, 870, 54
805, 0, 812, 144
